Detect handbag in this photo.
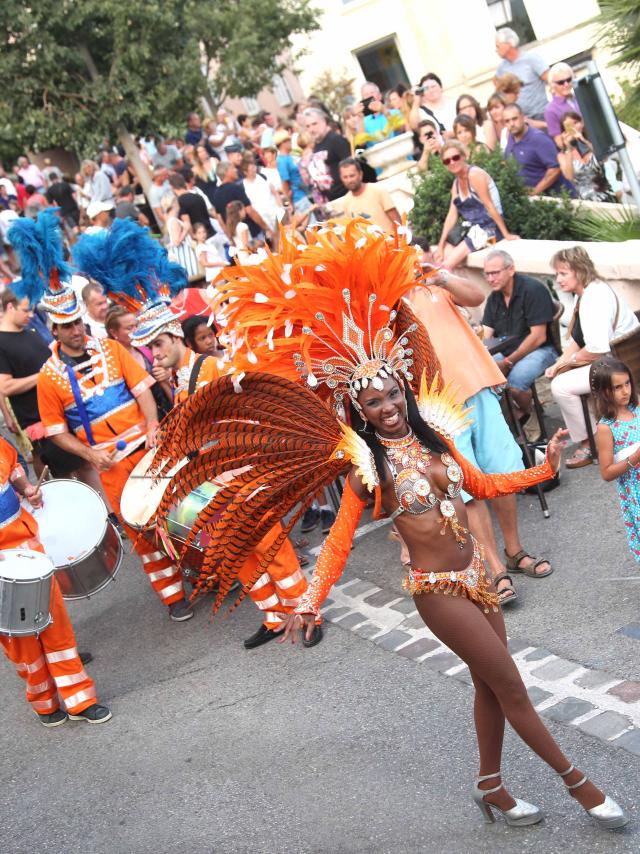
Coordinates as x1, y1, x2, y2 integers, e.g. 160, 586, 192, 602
446, 220, 471, 246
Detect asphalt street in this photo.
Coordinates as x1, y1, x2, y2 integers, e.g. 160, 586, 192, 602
1, 411, 640, 853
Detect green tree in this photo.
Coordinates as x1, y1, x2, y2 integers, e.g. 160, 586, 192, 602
190, 1, 319, 111
309, 68, 356, 120
598, 0, 640, 109
0, 0, 205, 209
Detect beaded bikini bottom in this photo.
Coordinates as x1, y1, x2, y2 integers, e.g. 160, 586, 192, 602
403, 536, 499, 613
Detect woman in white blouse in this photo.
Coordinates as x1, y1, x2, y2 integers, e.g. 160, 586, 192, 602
546, 246, 639, 468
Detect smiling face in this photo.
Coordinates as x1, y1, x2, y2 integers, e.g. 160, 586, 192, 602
442, 145, 466, 176
357, 376, 408, 438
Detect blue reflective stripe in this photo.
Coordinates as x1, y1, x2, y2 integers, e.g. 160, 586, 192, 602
66, 365, 95, 445
64, 379, 135, 437
0, 481, 21, 528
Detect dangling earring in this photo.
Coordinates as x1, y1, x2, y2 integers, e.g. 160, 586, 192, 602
359, 413, 372, 434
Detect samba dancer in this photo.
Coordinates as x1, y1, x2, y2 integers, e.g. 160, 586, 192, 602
10, 212, 194, 622
0, 436, 111, 726
153, 220, 628, 830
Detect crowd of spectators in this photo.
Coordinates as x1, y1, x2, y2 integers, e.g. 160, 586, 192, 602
0, 24, 637, 289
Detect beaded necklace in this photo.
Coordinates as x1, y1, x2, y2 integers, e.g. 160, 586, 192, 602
376, 429, 468, 547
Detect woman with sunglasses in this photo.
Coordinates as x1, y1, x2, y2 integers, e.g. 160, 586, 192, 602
434, 142, 519, 270
544, 63, 581, 147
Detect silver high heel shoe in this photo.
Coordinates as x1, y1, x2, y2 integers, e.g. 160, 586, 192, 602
559, 765, 629, 829
473, 771, 543, 827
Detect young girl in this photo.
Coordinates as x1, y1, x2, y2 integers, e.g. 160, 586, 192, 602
225, 200, 267, 266
193, 221, 227, 283
593, 356, 640, 561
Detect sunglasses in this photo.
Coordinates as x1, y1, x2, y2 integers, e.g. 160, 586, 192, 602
554, 77, 573, 86
442, 153, 462, 165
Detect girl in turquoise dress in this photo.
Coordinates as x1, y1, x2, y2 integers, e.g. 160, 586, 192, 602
593, 356, 640, 562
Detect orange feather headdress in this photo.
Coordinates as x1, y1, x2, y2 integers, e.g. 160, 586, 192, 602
215, 218, 441, 412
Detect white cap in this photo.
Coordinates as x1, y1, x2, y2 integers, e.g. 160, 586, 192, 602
86, 200, 115, 219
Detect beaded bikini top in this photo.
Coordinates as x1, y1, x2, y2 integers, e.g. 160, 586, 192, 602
376, 430, 468, 547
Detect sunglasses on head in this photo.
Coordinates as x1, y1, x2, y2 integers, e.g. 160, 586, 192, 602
442, 153, 462, 166
554, 76, 573, 86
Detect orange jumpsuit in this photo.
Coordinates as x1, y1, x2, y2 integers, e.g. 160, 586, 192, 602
37, 337, 185, 607
174, 348, 312, 629
0, 438, 98, 716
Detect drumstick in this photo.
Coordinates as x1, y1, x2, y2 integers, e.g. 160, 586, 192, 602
34, 465, 49, 491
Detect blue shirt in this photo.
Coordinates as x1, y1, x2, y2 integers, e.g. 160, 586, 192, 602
504, 126, 575, 196
363, 109, 401, 144
277, 154, 306, 203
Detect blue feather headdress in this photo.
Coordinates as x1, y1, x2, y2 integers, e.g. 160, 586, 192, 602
8, 209, 74, 306
73, 218, 187, 312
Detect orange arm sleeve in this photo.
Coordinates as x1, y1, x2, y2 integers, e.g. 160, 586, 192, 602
447, 440, 556, 500
295, 479, 366, 616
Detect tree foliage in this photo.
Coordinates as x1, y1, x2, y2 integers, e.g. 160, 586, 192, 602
193, 0, 319, 106
309, 67, 357, 121
0, 0, 319, 162
598, 0, 640, 109
409, 148, 575, 245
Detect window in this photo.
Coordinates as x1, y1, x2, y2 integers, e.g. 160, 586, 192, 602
354, 36, 409, 93
271, 74, 293, 107
487, 0, 535, 45
243, 96, 259, 114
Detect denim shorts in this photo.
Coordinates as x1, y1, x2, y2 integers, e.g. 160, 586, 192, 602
493, 345, 557, 391
453, 387, 524, 503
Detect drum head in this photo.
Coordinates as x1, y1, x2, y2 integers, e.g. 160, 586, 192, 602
32, 480, 108, 567
0, 549, 55, 581
121, 448, 188, 529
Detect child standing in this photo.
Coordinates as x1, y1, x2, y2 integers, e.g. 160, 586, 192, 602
593, 356, 640, 561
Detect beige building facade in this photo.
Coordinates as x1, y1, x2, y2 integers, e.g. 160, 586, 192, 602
292, 0, 619, 106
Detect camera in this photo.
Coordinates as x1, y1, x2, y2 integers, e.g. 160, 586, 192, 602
360, 96, 375, 117
414, 86, 424, 96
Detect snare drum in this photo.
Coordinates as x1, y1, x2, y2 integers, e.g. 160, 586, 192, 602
32, 480, 123, 600
0, 549, 54, 636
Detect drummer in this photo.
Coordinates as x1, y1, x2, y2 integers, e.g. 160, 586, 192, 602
137, 303, 324, 649
35, 285, 194, 623
0, 436, 112, 727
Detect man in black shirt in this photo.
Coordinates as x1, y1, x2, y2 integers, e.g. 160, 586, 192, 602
303, 108, 352, 203
168, 172, 213, 237
482, 249, 558, 414
45, 170, 80, 232
0, 288, 83, 476
212, 161, 270, 240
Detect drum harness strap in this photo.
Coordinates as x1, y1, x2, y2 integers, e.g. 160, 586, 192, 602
186, 355, 207, 461
66, 364, 96, 446
188, 354, 207, 397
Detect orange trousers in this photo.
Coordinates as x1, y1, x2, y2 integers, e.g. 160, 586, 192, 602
238, 523, 316, 629
1, 575, 97, 716
100, 450, 185, 607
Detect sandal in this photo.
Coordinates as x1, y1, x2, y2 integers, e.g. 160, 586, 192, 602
565, 447, 592, 469
295, 550, 310, 567
494, 572, 518, 606
505, 550, 553, 578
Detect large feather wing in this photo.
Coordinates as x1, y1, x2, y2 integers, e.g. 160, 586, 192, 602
151, 372, 350, 612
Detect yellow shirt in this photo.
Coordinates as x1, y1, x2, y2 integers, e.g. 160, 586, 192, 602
340, 183, 397, 232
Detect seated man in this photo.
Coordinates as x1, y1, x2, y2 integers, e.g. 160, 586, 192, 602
482, 249, 558, 416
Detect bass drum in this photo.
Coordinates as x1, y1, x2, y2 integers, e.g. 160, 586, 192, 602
32, 480, 123, 600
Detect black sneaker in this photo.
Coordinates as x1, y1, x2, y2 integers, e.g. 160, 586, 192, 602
69, 703, 112, 724
79, 651, 93, 665
320, 509, 336, 535
302, 624, 324, 648
300, 506, 320, 533
243, 623, 280, 649
37, 708, 68, 728
169, 599, 194, 622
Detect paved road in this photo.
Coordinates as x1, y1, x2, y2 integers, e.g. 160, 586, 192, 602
1, 431, 639, 852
